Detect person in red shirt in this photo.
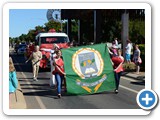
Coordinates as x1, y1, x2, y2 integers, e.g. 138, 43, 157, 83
111, 49, 124, 94
52, 50, 66, 98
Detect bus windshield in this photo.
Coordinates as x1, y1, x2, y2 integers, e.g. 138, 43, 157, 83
40, 36, 69, 44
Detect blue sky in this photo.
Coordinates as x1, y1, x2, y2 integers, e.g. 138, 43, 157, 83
9, 9, 48, 38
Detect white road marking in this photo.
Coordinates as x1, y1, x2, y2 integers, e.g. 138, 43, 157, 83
13, 57, 140, 100
20, 72, 46, 109
119, 85, 139, 94
121, 76, 139, 82
13, 58, 46, 109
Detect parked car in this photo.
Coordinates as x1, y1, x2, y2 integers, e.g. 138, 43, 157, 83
17, 44, 27, 55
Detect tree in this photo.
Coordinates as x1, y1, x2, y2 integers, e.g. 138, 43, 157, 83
35, 25, 45, 34
129, 20, 145, 44
27, 29, 36, 42
19, 34, 28, 43
44, 20, 61, 32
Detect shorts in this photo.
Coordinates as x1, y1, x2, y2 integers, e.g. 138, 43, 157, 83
125, 53, 131, 61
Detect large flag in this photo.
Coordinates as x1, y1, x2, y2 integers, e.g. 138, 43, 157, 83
61, 43, 116, 95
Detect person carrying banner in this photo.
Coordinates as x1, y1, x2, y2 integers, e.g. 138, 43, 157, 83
40, 44, 60, 87
52, 50, 66, 98
111, 49, 124, 94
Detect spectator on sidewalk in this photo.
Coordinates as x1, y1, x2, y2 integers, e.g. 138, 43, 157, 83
52, 50, 66, 98
9, 57, 18, 108
25, 45, 42, 81
125, 39, 132, 64
111, 49, 124, 94
133, 44, 142, 74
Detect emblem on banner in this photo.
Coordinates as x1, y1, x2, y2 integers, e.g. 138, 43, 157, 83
72, 48, 104, 79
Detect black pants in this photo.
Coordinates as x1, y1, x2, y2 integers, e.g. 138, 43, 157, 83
114, 71, 122, 90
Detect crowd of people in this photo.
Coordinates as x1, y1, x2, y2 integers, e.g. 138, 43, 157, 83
108, 38, 142, 93
9, 38, 142, 102
24, 44, 66, 98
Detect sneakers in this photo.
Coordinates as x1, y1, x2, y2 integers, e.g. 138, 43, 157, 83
114, 89, 119, 94
57, 94, 61, 98
33, 77, 38, 81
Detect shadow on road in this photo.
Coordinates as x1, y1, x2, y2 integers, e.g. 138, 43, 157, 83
22, 87, 116, 99
130, 81, 145, 86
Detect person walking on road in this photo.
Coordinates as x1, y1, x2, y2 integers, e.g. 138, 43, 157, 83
40, 44, 60, 87
25, 45, 42, 81
133, 44, 142, 74
111, 49, 124, 94
52, 50, 66, 98
9, 57, 18, 108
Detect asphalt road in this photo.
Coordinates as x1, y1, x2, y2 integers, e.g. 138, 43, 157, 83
10, 51, 145, 109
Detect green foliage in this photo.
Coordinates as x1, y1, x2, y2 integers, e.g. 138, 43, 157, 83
27, 29, 36, 42
138, 44, 145, 55
9, 11, 145, 47
71, 20, 78, 41
138, 44, 145, 71
44, 20, 61, 32
101, 20, 121, 43
129, 20, 145, 43
123, 62, 136, 71
35, 25, 44, 32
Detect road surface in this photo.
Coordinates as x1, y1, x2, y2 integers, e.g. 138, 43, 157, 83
10, 50, 145, 109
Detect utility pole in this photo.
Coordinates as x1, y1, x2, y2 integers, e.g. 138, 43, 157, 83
121, 9, 129, 58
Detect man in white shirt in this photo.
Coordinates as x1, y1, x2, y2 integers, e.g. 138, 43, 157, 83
125, 40, 132, 63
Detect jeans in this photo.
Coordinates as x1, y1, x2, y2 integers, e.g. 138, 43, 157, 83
55, 73, 64, 94
114, 71, 122, 90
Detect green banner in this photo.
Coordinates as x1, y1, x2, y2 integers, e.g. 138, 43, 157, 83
62, 43, 116, 95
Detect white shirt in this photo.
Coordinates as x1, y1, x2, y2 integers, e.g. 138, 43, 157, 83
125, 43, 132, 54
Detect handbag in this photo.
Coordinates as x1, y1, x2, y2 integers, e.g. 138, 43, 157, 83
138, 57, 142, 64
